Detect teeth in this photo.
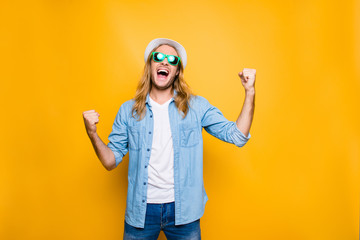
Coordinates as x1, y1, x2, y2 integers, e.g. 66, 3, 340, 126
157, 69, 169, 74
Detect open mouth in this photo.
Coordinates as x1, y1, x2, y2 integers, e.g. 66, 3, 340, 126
157, 69, 169, 79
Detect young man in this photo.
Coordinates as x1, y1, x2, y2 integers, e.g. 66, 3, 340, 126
83, 38, 256, 240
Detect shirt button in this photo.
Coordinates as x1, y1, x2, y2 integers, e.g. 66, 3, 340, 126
147, 148, 150, 151
142, 200, 145, 203
150, 115, 153, 118
145, 165, 147, 168
149, 131, 151, 134
143, 182, 146, 185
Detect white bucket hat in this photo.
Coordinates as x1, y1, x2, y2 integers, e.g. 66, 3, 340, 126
144, 38, 187, 68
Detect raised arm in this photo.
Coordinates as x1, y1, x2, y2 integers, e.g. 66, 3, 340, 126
236, 68, 256, 137
83, 110, 116, 171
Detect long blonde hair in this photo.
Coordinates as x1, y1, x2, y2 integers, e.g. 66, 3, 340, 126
131, 45, 194, 120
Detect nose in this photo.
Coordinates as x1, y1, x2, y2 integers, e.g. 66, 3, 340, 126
165, 56, 171, 64
160, 58, 169, 66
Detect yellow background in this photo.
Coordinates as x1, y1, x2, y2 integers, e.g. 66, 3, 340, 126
1, 0, 359, 239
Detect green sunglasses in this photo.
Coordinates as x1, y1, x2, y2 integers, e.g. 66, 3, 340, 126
151, 52, 181, 66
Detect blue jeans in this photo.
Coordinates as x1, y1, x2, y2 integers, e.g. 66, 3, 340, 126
123, 202, 201, 240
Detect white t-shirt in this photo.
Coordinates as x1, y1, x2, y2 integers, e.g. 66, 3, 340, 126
146, 96, 175, 203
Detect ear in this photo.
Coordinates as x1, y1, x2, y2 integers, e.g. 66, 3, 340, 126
176, 69, 180, 76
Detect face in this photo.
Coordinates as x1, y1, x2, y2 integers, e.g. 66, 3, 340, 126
150, 44, 180, 91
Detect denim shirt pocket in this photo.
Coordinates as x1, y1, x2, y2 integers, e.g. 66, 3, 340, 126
128, 125, 141, 151
180, 122, 200, 148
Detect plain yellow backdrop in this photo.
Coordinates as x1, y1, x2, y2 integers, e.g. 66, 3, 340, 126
1, 0, 359, 239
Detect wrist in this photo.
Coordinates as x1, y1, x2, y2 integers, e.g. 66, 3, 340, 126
245, 87, 255, 95
88, 131, 98, 139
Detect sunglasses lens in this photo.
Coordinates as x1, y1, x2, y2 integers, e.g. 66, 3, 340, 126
168, 55, 175, 62
168, 55, 179, 65
153, 52, 164, 62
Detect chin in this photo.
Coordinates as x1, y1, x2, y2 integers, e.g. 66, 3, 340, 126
152, 76, 175, 90
153, 83, 173, 90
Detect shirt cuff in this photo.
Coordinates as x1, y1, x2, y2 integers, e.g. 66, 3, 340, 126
107, 143, 123, 167
232, 123, 251, 147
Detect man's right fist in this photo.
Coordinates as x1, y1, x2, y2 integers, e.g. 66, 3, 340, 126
83, 110, 100, 137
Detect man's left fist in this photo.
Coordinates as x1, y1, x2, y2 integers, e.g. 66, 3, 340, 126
238, 68, 256, 91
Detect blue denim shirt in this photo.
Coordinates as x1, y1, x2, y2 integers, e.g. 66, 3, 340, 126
107, 92, 251, 228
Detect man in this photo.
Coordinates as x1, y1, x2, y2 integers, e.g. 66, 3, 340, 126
83, 38, 256, 240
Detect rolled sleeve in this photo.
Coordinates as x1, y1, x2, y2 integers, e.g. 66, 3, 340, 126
107, 145, 124, 167
232, 123, 251, 147
107, 103, 129, 167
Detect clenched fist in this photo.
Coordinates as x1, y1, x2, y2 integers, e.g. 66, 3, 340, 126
83, 110, 100, 137
238, 68, 256, 92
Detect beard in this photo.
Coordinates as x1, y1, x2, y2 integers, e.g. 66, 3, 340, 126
151, 75, 177, 91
